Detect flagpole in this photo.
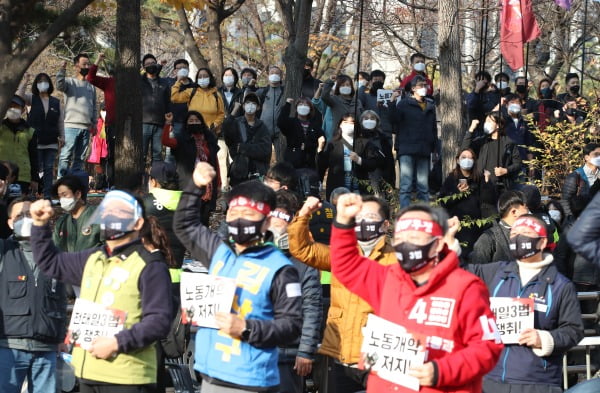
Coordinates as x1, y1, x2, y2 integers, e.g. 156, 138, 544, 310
581, 0, 588, 91
525, 42, 529, 79
353, 0, 364, 151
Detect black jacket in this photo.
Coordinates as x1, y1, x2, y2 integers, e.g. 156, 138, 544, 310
391, 96, 438, 157
172, 128, 219, 192
561, 167, 600, 217
469, 220, 513, 264
223, 116, 272, 177
554, 220, 598, 286
143, 191, 186, 268
28, 95, 60, 145
0, 238, 67, 343
361, 129, 395, 187
219, 86, 245, 117
568, 192, 600, 269
277, 102, 324, 169
141, 75, 170, 125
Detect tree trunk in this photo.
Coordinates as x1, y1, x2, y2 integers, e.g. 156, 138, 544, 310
438, 0, 464, 177
176, 6, 210, 70
114, 0, 143, 188
206, 7, 224, 81
281, 0, 313, 100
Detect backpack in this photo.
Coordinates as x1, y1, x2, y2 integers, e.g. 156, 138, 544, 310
160, 307, 191, 359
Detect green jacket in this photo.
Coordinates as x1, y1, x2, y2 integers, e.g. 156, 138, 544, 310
53, 205, 102, 252
0, 119, 35, 182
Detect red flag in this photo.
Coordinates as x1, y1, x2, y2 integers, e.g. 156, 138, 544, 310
500, 0, 541, 71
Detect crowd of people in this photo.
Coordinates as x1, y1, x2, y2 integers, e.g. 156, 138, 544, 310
0, 50, 599, 393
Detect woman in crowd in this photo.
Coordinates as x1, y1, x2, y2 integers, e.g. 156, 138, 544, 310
219, 67, 244, 117
535, 78, 561, 131
171, 67, 225, 135
317, 113, 374, 200
277, 97, 325, 170
321, 74, 363, 133
357, 110, 395, 196
162, 111, 219, 224
461, 113, 522, 195
18, 73, 63, 199
439, 147, 496, 256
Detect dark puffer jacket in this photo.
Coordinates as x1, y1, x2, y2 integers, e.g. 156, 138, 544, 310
391, 96, 438, 157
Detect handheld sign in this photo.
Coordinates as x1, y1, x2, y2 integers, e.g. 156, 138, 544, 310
66, 298, 127, 350
180, 272, 237, 329
360, 314, 425, 391
490, 297, 534, 344
377, 89, 394, 103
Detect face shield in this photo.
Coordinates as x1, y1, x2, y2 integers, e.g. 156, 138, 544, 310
86, 190, 143, 240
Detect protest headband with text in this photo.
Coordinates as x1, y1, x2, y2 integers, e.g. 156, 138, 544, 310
512, 217, 547, 237
270, 209, 292, 223
229, 196, 271, 216
395, 218, 443, 237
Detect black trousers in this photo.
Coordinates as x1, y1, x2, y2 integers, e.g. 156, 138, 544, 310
79, 382, 154, 393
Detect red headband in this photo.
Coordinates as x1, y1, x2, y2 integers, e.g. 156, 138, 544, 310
512, 217, 547, 237
229, 196, 271, 216
395, 218, 443, 237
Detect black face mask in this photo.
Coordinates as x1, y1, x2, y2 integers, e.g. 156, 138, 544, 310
540, 88, 552, 99
100, 214, 134, 240
569, 85, 580, 95
355, 219, 385, 242
394, 238, 437, 273
303, 68, 311, 79
371, 81, 384, 92
188, 124, 204, 134
145, 64, 160, 75
516, 84, 527, 94
565, 108, 577, 117
79, 68, 89, 77
227, 218, 264, 245
509, 234, 541, 260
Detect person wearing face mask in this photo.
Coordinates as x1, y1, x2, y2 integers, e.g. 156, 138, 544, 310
557, 73, 588, 114
470, 191, 529, 264
0, 95, 38, 196
440, 148, 497, 256
391, 76, 438, 208
165, 59, 194, 161
399, 53, 434, 96
466, 71, 501, 133
561, 143, 600, 218
358, 70, 395, 144
461, 112, 522, 194
223, 93, 272, 186
29, 191, 173, 392
494, 72, 511, 96
173, 163, 302, 393
467, 215, 583, 393
321, 74, 364, 137
287, 195, 397, 393
534, 78, 560, 132
219, 67, 244, 117
269, 190, 323, 393
17, 72, 64, 199
513, 76, 537, 114
140, 53, 170, 163
330, 196, 503, 393
256, 66, 286, 163
52, 175, 101, 254
162, 111, 219, 222
277, 97, 325, 169
358, 110, 395, 196
317, 114, 371, 200
502, 94, 535, 175
56, 53, 97, 178
239, 67, 259, 95
0, 198, 67, 393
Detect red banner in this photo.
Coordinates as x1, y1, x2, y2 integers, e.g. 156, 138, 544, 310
500, 0, 541, 71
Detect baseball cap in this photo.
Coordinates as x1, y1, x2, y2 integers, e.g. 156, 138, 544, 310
150, 161, 179, 188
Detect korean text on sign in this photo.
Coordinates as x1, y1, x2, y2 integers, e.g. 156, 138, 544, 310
67, 298, 127, 350
376, 89, 394, 103
360, 314, 426, 391
180, 272, 237, 329
489, 297, 534, 344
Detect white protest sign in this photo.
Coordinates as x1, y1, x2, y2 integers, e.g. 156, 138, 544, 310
360, 314, 426, 391
490, 297, 534, 344
66, 298, 127, 350
377, 89, 394, 103
180, 272, 237, 329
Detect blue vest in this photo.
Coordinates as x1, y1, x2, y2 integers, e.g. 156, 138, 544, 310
195, 243, 292, 388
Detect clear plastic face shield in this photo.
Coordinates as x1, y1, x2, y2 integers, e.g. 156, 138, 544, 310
86, 190, 143, 240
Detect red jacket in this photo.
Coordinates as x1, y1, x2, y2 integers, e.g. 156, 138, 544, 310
400, 71, 434, 96
87, 65, 116, 126
330, 224, 503, 393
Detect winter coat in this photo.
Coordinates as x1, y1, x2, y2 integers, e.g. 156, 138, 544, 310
391, 96, 438, 157
469, 220, 513, 264
567, 191, 600, 268
171, 81, 225, 130
223, 116, 272, 178
358, 89, 394, 136
287, 214, 397, 364
141, 74, 170, 126
468, 259, 583, 387
277, 102, 324, 169
361, 128, 396, 188
561, 166, 600, 217
219, 86, 244, 117
321, 81, 363, 132
330, 222, 504, 393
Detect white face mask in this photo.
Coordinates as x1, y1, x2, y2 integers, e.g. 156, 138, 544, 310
177, 68, 189, 79
268, 74, 281, 83
13, 217, 33, 239
498, 81, 509, 90
548, 209, 562, 223
339, 86, 352, 96
413, 62, 426, 72
508, 103, 521, 115
358, 79, 368, 87
241, 76, 252, 85
362, 119, 377, 130
483, 122, 496, 135
198, 77, 210, 88
340, 123, 354, 137
459, 158, 474, 170
6, 108, 22, 121
415, 87, 427, 97
223, 75, 235, 86
296, 105, 311, 116
590, 156, 600, 168
37, 82, 50, 93
60, 197, 77, 212
244, 102, 258, 114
